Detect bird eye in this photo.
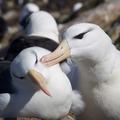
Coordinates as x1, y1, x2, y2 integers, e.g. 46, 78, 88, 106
35, 53, 38, 64
31, 50, 38, 64
12, 72, 25, 80
74, 29, 92, 39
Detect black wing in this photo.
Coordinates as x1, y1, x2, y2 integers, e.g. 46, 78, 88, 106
0, 61, 15, 93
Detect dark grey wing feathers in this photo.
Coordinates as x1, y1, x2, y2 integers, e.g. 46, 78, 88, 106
0, 61, 15, 93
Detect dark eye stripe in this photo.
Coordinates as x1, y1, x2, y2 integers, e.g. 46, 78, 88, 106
74, 29, 92, 39
31, 51, 38, 64
35, 52, 38, 64
12, 72, 25, 79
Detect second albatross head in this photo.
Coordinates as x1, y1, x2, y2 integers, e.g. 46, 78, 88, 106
10, 47, 52, 96
41, 23, 113, 66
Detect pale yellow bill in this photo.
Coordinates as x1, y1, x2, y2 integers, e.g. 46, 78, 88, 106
40, 40, 70, 66
28, 69, 51, 97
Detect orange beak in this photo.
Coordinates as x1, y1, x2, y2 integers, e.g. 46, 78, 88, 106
28, 69, 51, 97
41, 40, 70, 66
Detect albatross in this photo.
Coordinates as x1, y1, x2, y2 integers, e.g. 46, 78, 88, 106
0, 46, 72, 119
25, 11, 84, 115
0, 12, 84, 119
41, 23, 120, 119
5, 10, 82, 92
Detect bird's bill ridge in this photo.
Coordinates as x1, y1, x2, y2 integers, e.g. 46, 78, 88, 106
41, 40, 70, 66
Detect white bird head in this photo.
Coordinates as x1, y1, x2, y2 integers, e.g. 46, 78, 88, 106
19, 3, 40, 28
10, 47, 53, 96
43, 23, 114, 65
64, 23, 113, 62
25, 11, 59, 43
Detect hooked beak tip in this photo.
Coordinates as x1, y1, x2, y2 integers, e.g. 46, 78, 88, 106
40, 40, 70, 66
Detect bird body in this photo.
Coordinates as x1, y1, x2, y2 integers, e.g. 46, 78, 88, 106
0, 47, 72, 119
67, 23, 120, 119
1, 11, 84, 119
76, 46, 120, 119
91, 47, 120, 118
43, 23, 120, 119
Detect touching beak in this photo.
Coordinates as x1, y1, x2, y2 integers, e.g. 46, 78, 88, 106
27, 69, 51, 97
40, 40, 70, 66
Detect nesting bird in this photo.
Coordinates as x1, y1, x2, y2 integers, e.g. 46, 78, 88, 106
25, 11, 84, 115
41, 23, 120, 119
5, 10, 81, 92
0, 46, 72, 119
0, 12, 84, 119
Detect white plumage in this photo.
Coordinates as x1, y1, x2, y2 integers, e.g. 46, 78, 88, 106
19, 3, 39, 29
26, 11, 59, 43
0, 12, 84, 119
67, 23, 120, 119
42, 23, 120, 119
0, 46, 72, 119
25, 11, 84, 116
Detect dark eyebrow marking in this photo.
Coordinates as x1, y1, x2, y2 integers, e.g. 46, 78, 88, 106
31, 50, 38, 64
12, 72, 25, 80
74, 29, 92, 39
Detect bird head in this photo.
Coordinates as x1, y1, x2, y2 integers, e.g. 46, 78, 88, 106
25, 11, 59, 43
19, 3, 40, 28
41, 23, 113, 66
10, 47, 52, 96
